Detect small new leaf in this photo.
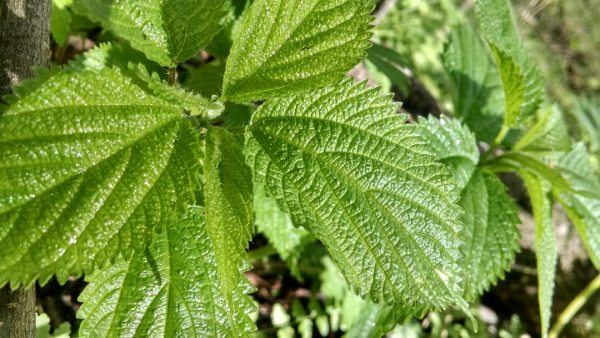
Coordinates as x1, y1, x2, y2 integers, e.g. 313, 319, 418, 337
78, 208, 256, 337
246, 79, 468, 311
0, 67, 202, 287
222, 0, 375, 102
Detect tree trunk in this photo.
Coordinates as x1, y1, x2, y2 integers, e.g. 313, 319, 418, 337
0, 0, 51, 337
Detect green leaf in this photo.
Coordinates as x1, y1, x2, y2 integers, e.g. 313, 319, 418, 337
74, 0, 228, 66
51, 0, 72, 46
221, 0, 375, 102
204, 126, 254, 295
184, 61, 226, 98
246, 79, 468, 311
555, 144, 600, 268
459, 170, 520, 300
443, 24, 504, 143
78, 207, 256, 337
254, 183, 313, 262
418, 116, 479, 190
520, 172, 556, 338
488, 45, 526, 128
475, 0, 544, 126
365, 43, 411, 96
514, 105, 572, 158
0, 67, 202, 287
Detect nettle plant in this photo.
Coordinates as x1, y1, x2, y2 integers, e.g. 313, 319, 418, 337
1, 0, 599, 336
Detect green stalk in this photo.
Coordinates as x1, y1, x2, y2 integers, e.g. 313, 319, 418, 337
549, 274, 600, 338
482, 125, 510, 162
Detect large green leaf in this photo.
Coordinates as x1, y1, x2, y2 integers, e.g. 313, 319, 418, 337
459, 170, 520, 300
221, 0, 375, 102
521, 171, 556, 338
246, 79, 468, 311
475, 0, 544, 126
0, 67, 203, 287
204, 126, 254, 295
443, 24, 504, 143
556, 144, 600, 268
78, 207, 256, 337
74, 0, 227, 66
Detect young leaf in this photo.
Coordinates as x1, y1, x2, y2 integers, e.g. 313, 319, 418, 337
221, 0, 375, 102
555, 144, 600, 268
475, 0, 544, 125
246, 79, 468, 311
204, 127, 254, 294
514, 106, 572, 158
78, 207, 256, 337
443, 24, 504, 143
459, 170, 520, 300
74, 0, 227, 66
520, 171, 556, 338
418, 116, 479, 189
0, 67, 202, 287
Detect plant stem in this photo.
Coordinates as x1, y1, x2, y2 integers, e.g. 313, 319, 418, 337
482, 125, 510, 162
549, 274, 600, 338
247, 244, 277, 262
167, 67, 178, 86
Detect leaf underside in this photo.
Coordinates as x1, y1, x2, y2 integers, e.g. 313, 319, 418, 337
0, 67, 202, 287
78, 207, 256, 338
247, 79, 468, 311
222, 0, 375, 102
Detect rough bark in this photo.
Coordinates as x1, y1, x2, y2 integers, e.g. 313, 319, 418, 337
0, 0, 51, 95
0, 0, 51, 337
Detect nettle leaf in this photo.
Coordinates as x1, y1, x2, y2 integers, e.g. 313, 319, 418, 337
556, 144, 600, 268
521, 172, 556, 338
246, 79, 468, 311
476, 0, 544, 126
488, 45, 526, 128
204, 126, 254, 294
418, 116, 479, 189
514, 106, 572, 159
459, 170, 520, 300
0, 67, 203, 287
443, 24, 504, 143
74, 0, 227, 66
78, 207, 256, 337
222, 0, 375, 102
254, 183, 313, 262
